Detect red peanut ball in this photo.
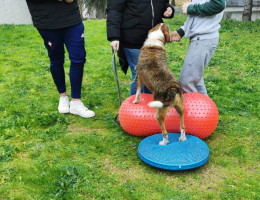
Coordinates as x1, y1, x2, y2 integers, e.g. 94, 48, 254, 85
118, 93, 219, 139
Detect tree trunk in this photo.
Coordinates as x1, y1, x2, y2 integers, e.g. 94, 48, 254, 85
242, 0, 253, 21
95, 7, 106, 19
78, 0, 85, 19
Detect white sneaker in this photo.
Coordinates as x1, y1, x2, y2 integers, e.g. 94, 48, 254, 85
70, 100, 95, 118
58, 96, 70, 113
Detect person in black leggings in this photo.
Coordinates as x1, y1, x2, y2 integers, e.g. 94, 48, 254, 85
26, 0, 95, 118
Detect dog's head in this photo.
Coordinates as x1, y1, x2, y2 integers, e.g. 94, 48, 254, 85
148, 23, 170, 44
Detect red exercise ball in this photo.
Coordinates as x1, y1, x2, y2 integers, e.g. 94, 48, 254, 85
118, 93, 219, 139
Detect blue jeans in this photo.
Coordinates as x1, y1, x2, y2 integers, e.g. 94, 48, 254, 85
38, 22, 86, 99
123, 48, 151, 96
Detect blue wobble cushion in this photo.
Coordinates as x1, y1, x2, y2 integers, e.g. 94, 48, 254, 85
138, 133, 209, 170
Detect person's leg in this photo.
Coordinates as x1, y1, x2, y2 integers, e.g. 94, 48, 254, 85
143, 83, 152, 94
37, 28, 70, 113
123, 48, 151, 95
196, 77, 208, 95
37, 28, 66, 95
64, 22, 86, 100
123, 48, 140, 95
64, 22, 94, 118
179, 38, 219, 95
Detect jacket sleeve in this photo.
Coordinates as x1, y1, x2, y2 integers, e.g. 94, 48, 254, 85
163, 0, 174, 19
106, 0, 126, 41
176, 27, 185, 38
187, 0, 226, 16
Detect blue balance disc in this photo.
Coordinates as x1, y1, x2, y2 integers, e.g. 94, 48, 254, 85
138, 133, 209, 170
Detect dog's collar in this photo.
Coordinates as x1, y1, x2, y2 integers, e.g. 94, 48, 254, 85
144, 39, 165, 49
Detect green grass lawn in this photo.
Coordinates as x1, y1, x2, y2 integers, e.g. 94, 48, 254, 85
0, 15, 259, 199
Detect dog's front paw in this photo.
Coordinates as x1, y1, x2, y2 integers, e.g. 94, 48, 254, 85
178, 136, 187, 141
159, 140, 169, 145
133, 99, 141, 104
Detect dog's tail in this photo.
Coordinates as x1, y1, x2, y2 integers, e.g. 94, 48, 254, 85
149, 87, 181, 108
148, 101, 164, 108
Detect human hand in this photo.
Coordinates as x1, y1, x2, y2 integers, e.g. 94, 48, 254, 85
170, 31, 181, 42
110, 40, 119, 51
164, 7, 173, 18
182, 2, 192, 14
57, 0, 74, 3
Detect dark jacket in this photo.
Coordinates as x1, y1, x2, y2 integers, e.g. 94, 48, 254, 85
26, 0, 82, 29
106, 0, 174, 49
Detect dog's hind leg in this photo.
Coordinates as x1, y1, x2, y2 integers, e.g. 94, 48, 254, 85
156, 106, 171, 145
173, 94, 186, 141
133, 76, 142, 104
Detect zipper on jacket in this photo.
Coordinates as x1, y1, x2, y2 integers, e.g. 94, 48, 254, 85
151, 0, 154, 27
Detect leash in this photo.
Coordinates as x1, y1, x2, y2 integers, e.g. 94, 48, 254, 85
112, 49, 137, 125
112, 49, 137, 86
112, 49, 122, 126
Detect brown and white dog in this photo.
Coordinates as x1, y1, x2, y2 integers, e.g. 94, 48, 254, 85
133, 23, 186, 145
